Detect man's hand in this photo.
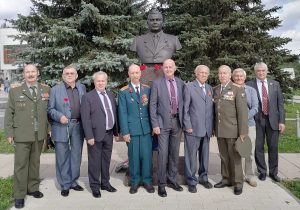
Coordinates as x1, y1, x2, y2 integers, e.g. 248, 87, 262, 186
123, 134, 131, 143
7, 137, 13, 144
186, 128, 193, 134
60, 115, 69, 124
153, 127, 160, 135
279, 123, 285, 134
239, 134, 246, 142
87, 138, 95, 146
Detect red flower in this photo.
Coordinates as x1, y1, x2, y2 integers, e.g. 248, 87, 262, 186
64, 98, 69, 102
154, 64, 161, 70
140, 64, 147, 71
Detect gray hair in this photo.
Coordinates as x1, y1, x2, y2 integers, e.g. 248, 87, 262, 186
218, 65, 232, 74
63, 65, 77, 72
254, 62, 268, 72
92, 71, 108, 81
232, 68, 246, 77
194, 65, 210, 74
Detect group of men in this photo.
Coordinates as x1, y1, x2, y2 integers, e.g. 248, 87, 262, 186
4, 58, 285, 209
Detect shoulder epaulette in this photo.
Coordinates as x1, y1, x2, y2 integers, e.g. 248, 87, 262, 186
142, 84, 150, 88
120, 85, 129, 91
232, 83, 241, 87
11, 84, 21, 89
41, 83, 49, 87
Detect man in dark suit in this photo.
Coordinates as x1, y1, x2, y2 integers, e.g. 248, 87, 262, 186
246, 62, 285, 182
213, 65, 248, 195
4, 64, 50, 209
80, 71, 118, 198
48, 66, 86, 197
150, 59, 185, 197
118, 64, 154, 194
183, 65, 214, 193
130, 9, 182, 85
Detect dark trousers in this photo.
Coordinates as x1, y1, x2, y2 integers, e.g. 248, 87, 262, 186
217, 138, 243, 188
255, 114, 279, 176
157, 117, 182, 187
14, 134, 43, 199
87, 130, 113, 191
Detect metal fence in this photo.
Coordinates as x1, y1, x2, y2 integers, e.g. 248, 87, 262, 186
286, 110, 300, 138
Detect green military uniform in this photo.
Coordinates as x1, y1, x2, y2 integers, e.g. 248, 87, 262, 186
4, 83, 50, 199
213, 81, 248, 188
118, 83, 152, 186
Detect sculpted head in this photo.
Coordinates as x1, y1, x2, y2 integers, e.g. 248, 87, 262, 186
194, 65, 209, 85
23, 64, 39, 85
128, 64, 141, 85
218, 65, 232, 85
147, 9, 163, 33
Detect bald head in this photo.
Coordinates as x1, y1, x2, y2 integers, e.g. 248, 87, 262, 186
128, 64, 141, 85
163, 59, 176, 79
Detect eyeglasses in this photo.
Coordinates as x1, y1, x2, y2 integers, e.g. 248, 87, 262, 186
63, 72, 76, 76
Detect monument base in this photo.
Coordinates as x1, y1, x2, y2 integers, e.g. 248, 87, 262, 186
140, 65, 164, 86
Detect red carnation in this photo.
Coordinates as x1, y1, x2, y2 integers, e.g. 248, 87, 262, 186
64, 98, 69, 102
154, 64, 161, 70
140, 64, 147, 71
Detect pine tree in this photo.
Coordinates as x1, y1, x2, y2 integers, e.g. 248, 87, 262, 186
161, 0, 297, 91
13, 0, 149, 88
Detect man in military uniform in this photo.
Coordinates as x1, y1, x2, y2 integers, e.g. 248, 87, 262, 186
118, 64, 154, 194
4, 64, 50, 209
213, 65, 248, 195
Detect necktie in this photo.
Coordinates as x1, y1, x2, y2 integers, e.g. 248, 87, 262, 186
169, 79, 177, 114
200, 85, 206, 97
261, 81, 268, 115
30, 86, 38, 119
221, 85, 224, 93
135, 86, 140, 100
101, 92, 114, 129
153, 35, 159, 48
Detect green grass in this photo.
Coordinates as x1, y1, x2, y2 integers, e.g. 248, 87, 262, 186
0, 130, 14, 154
282, 179, 300, 200
293, 89, 300, 96
0, 177, 13, 210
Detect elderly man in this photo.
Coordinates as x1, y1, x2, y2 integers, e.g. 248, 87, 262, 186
232, 68, 258, 187
118, 64, 154, 194
150, 59, 185, 197
246, 62, 285, 182
4, 64, 50, 209
130, 9, 182, 85
48, 66, 86, 196
183, 65, 214, 193
81, 71, 118, 198
213, 65, 248, 195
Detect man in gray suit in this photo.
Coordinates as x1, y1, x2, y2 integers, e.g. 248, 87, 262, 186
80, 71, 118, 198
150, 59, 185, 197
130, 9, 182, 85
183, 65, 214, 193
246, 62, 285, 182
48, 66, 86, 197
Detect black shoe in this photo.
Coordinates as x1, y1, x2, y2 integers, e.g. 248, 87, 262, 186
129, 185, 138, 194
27, 191, 44, 198
199, 181, 213, 189
258, 173, 266, 181
168, 182, 183, 192
144, 184, 155, 193
15, 199, 24, 209
92, 190, 101, 198
234, 186, 243, 195
71, 185, 84, 191
269, 174, 281, 182
101, 183, 117, 192
214, 181, 232, 188
188, 185, 197, 193
61, 189, 69, 197
158, 186, 167, 197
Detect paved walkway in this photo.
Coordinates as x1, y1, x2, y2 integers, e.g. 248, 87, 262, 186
1, 139, 300, 210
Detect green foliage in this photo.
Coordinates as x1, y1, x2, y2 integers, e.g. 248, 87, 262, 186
0, 130, 14, 154
0, 177, 13, 210
282, 179, 300, 200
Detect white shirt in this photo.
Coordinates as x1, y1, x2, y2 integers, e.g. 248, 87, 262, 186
256, 78, 269, 101
97, 90, 115, 130
196, 80, 206, 95
131, 82, 140, 93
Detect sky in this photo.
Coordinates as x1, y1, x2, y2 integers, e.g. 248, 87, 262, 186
0, 0, 299, 54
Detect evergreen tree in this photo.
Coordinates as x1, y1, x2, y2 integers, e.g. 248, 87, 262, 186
13, 0, 149, 88
161, 0, 297, 92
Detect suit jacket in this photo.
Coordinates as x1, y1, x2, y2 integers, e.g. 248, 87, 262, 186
183, 80, 214, 138
118, 83, 151, 136
150, 76, 184, 129
246, 79, 285, 130
48, 81, 86, 142
213, 81, 248, 138
4, 83, 50, 142
130, 31, 182, 64
80, 89, 118, 142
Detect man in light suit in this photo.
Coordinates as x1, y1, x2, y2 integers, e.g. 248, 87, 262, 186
130, 9, 182, 85
183, 65, 214, 193
80, 71, 118, 198
213, 65, 248, 195
48, 66, 86, 197
118, 64, 154, 194
150, 59, 185, 197
246, 62, 285, 182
